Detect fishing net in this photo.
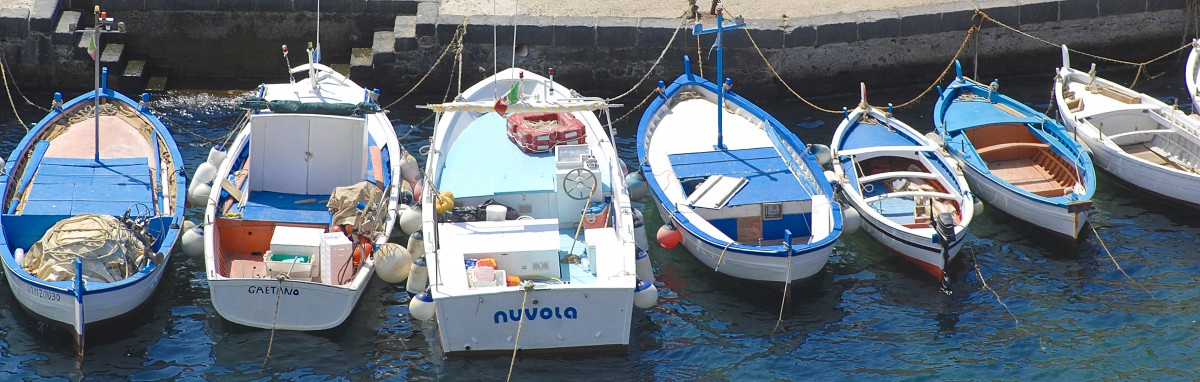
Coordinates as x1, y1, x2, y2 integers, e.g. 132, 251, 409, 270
327, 181, 385, 235
21, 214, 148, 282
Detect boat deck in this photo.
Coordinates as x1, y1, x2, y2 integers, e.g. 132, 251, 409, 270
668, 147, 812, 206
988, 159, 1064, 195
438, 112, 557, 199
1121, 142, 1189, 171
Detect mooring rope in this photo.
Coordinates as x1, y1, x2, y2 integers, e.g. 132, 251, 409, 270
262, 274, 287, 368
714, 240, 735, 271
384, 19, 469, 110
737, 9, 979, 113
606, 14, 688, 102
977, 10, 1193, 89
771, 249, 793, 334
1089, 225, 1154, 298
968, 243, 1020, 328
0, 49, 28, 129
506, 283, 532, 382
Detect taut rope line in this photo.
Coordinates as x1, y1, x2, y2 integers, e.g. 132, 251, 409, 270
384, 19, 469, 110
1090, 225, 1154, 298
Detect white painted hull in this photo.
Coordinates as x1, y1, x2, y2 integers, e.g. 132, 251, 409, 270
203, 63, 400, 331
1186, 40, 1199, 112
961, 163, 1086, 239
857, 212, 963, 268
421, 68, 640, 354
652, 200, 831, 282
434, 287, 633, 353
1058, 63, 1200, 208
208, 266, 372, 330
2, 256, 168, 326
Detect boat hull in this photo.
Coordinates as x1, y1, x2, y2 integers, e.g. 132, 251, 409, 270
208, 269, 371, 330
651, 199, 832, 282
435, 286, 633, 355
961, 163, 1087, 240
854, 208, 964, 278
2, 256, 170, 327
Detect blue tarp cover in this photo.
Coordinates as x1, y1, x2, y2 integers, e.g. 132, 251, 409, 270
669, 147, 812, 206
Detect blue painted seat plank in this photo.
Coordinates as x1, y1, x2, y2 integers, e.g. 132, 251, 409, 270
668, 147, 811, 205
438, 112, 556, 199
241, 191, 332, 225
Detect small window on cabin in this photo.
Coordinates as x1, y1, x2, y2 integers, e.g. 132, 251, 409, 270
763, 203, 783, 220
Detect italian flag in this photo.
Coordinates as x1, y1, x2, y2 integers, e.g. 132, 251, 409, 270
87, 35, 98, 61
493, 82, 520, 115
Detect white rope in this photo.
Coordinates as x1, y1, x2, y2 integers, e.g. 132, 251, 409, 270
771, 248, 793, 334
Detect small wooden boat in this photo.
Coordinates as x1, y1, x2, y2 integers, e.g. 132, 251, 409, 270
1058, 45, 1200, 208
636, 13, 841, 283
831, 86, 974, 286
413, 67, 654, 355
0, 9, 185, 354
934, 61, 1095, 241
1186, 39, 1199, 112
201, 46, 403, 330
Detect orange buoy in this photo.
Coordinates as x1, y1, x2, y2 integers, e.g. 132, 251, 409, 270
352, 236, 374, 266
656, 223, 682, 249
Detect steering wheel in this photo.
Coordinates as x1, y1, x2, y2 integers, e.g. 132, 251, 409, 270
563, 168, 597, 200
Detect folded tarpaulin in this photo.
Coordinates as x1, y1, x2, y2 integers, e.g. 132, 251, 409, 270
237, 97, 381, 116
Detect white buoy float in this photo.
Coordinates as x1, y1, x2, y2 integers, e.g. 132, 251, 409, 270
186, 183, 211, 208
407, 231, 425, 260
406, 255, 428, 296
841, 203, 861, 235
808, 144, 832, 166
823, 170, 839, 187
206, 147, 227, 168
634, 249, 654, 284
192, 162, 217, 185
14, 247, 24, 265
397, 204, 422, 235
633, 280, 657, 309
374, 243, 412, 283
970, 192, 984, 216
409, 291, 435, 321
181, 220, 204, 257
631, 208, 648, 251
625, 172, 648, 201
399, 151, 419, 183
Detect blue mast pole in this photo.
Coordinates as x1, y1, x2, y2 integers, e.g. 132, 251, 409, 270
692, 5, 745, 151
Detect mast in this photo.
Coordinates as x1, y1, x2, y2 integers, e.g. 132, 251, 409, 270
692, 4, 745, 151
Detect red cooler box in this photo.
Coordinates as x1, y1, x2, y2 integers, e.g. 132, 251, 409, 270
507, 112, 586, 153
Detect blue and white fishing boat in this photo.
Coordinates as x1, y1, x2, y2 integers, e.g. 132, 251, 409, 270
831, 85, 973, 286
411, 67, 655, 355
1057, 45, 1200, 208
636, 10, 841, 283
935, 61, 1095, 241
0, 7, 185, 354
199, 44, 403, 330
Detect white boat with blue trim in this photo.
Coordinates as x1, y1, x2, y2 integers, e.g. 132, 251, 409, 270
1057, 45, 1200, 208
935, 61, 1095, 241
831, 86, 973, 286
1185, 39, 1199, 112
0, 8, 185, 354
200, 45, 402, 330
412, 68, 655, 355
636, 12, 841, 283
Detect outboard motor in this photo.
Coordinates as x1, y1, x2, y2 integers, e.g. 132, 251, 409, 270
933, 211, 957, 291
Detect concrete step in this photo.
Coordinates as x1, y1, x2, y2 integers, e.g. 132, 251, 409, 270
372, 30, 395, 66
99, 43, 126, 73
120, 59, 148, 92
393, 15, 416, 52
350, 47, 373, 83
52, 11, 81, 45
146, 76, 168, 92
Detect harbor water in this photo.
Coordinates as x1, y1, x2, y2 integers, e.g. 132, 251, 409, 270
0, 63, 1197, 380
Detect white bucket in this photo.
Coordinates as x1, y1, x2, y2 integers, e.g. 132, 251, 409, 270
485, 204, 507, 221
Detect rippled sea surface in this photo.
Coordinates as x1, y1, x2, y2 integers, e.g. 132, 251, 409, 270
1, 62, 1198, 380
